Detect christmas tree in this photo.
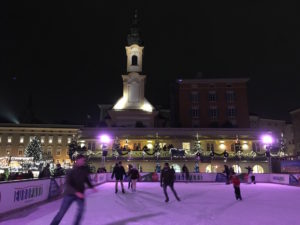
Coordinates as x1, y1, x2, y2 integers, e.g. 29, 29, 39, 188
68, 137, 80, 161
25, 136, 42, 161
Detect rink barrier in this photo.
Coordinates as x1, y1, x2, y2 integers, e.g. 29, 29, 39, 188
0, 173, 106, 215
1, 173, 300, 215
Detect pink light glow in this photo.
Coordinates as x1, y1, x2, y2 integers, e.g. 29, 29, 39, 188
261, 134, 273, 145
99, 134, 110, 144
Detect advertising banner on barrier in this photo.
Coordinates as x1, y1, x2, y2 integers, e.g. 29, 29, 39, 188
176, 173, 217, 182
289, 174, 300, 186
270, 174, 290, 185
0, 179, 50, 214
281, 161, 300, 173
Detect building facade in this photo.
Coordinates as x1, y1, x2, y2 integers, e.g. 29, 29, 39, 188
171, 78, 250, 128
0, 124, 81, 165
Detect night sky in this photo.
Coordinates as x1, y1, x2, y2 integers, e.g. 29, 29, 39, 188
0, 1, 299, 124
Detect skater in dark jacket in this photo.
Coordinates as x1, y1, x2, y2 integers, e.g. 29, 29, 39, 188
128, 165, 140, 192
223, 165, 230, 184
231, 173, 242, 200
50, 154, 97, 225
111, 161, 126, 193
161, 163, 180, 203
127, 164, 133, 190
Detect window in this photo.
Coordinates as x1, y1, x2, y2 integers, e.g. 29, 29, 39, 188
58, 136, 62, 144
253, 165, 264, 173
41, 136, 45, 144
47, 147, 52, 156
232, 165, 241, 173
191, 92, 199, 103
231, 144, 235, 152
49, 136, 53, 144
131, 55, 138, 65
6, 148, 11, 155
56, 149, 61, 156
192, 109, 199, 118
209, 107, 218, 121
67, 137, 72, 144
20, 136, 24, 144
252, 142, 261, 152
29, 136, 34, 142
226, 90, 235, 103
18, 149, 23, 156
0, 135, 2, 143
227, 106, 236, 119
206, 143, 214, 151
7, 136, 12, 143
182, 142, 190, 150
208, 91, 217, 102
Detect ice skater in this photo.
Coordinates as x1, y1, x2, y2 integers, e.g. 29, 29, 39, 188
160, 162, 180, 203
111, 161, 126, 193
128, 164, 140, 192
223, 165, 230, 185
50, 154, 97, 225
231, 173, 242, 200
127, 164, 133, 189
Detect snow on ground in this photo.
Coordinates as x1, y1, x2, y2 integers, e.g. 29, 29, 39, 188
0, 182, 299, 225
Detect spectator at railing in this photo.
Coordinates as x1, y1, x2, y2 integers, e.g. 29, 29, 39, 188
0, 173, 5, 181
54, 164, 65, 177
39, 163, 51, 178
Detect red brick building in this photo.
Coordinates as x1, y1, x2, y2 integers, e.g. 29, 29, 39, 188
171, 78, 250, 128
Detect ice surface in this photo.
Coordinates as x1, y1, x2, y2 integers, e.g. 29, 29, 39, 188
1, 182, 299, 225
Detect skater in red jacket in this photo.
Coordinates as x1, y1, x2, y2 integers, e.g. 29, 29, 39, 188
231, 173, 242, 200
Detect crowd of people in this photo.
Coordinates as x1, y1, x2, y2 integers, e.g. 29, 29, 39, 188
0, 163, 66, 182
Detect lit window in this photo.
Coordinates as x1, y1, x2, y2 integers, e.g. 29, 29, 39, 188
49, 136, 53, 144
47, 147, 52, 156
0, 135, 2, 143
20, 136, 24, 144
56, 149, 61, 156
41, 136, 45, 144
29, 136, 34, 142
7, 136, 12, 143
18, 149, 23, 156
253, 165, 264, 173
6, 148, 11, 155
67, 137, 72, 144
58, 137, 62, 144
182, 142, 190, 150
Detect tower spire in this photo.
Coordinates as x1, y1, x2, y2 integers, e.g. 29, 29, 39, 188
127, 9, 142, 45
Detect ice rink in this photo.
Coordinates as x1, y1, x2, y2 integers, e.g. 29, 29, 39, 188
1, 182, 299, 225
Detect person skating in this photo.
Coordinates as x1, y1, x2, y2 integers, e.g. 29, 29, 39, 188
231, 173, 242, 200
128, 165, 140, 192
50, 154, 97, 225
161, 162, 180, 203
111, 161, 126, 194
127, 164, 133, 190
223, 165, 230, 184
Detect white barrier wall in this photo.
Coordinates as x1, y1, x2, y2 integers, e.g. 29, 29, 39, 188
0, 179, 51, 214
269, 174, 290, 185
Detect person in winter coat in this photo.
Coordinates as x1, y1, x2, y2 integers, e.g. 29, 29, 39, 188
223, 165, 230, 184
161, 163, 181, 203
50, 154, 97, 225
231, 173, 242, 200
111, 161, 126, 194
39, 163, 51, 178
54, 164, 65, 177
127, 164, 133, 190
128, 165, 140, 192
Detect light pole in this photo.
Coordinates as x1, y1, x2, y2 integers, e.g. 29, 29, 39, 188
261, 134, 274, 173
98, 134, 111, 168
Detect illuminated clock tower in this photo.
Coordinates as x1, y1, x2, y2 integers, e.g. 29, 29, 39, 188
108, 10, 158, 127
